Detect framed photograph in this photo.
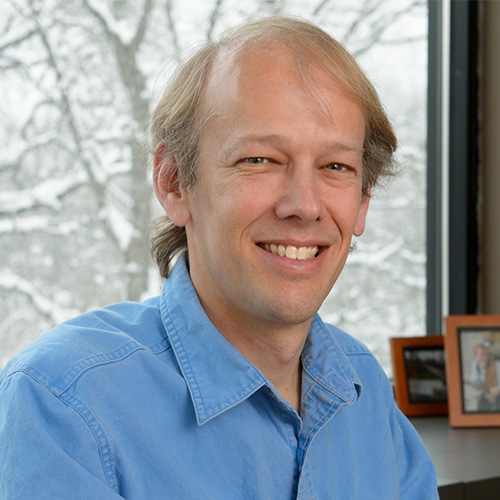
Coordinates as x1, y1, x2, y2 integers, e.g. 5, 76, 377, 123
389, 336, 448, 417
445, 315, 500, 427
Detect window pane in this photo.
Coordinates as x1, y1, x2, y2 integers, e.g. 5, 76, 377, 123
0, 0, 427, 374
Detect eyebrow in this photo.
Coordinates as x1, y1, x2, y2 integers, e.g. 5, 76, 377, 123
226, 133, 364, 156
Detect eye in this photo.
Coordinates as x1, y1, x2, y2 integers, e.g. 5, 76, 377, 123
324, 162, 350, 171
243, 157, 271, 164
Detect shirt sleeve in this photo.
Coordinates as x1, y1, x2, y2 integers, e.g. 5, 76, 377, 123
391, 410, 439, 499
0, 370, 124, 499
381, 367, 439, 500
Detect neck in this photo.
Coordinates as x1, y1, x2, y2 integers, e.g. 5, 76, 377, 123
240, 329, 306, 413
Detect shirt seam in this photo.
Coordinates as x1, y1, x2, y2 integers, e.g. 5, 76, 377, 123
59, 339, 171, 395
298, 398, 343, 469
198, 378, 266, 423
2, 369, 119, 493
296, 400, 342, 496
342, 348, 374, 357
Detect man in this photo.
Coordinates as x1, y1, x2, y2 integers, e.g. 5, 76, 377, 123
0, 17, 438, 499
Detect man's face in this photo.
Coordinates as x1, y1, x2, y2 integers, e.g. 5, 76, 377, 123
177, 48, 369, 333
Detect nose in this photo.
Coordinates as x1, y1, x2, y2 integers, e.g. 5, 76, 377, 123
274, 165, 326, 222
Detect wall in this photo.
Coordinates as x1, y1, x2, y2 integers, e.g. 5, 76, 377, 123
481, 0, 500, 313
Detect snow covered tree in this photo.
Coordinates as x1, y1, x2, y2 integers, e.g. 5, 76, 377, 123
0, 0, 427, 371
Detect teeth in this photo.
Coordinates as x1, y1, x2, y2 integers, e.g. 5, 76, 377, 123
261, 243, 319, 260
285, 246, 297, 259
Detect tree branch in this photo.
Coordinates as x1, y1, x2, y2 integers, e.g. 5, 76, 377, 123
26, 7, 124, 252
165, 0, 181, 61
0, 270, 79, 324
83, 0, 153, 57
206, 0, 224, 41
130, 0, 154, 55
0, 216, 80, 236
349, 0, 425, 57
312, 0, 332, 17
341, 0, 381, 48
0, 28, 37, 53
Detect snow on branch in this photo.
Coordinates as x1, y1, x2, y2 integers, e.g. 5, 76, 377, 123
0, 171, 87, 214
350, 1, 424, 57
0, 132, 69, 171
0, 270, 79, 324
83, 0, 153, 52
165, 0, 181, 62
312, 0, 331, 17
0, 216, 80, 236
83, 0, 135, 46
206, 0, 223, 41
0, 28, 38, 53
101, 203, 137, 252
348, 237, 404, 265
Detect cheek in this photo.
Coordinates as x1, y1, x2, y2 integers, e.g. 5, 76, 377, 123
190, 186, 253, 246
222, 176, 275, 217
324, 192, 365, 230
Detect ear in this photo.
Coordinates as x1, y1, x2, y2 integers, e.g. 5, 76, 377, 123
153, 143, 191, 227
353, 189, 371, 237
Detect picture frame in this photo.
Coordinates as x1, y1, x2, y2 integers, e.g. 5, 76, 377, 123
389, 336, 448, 417
445, 315, 500, 427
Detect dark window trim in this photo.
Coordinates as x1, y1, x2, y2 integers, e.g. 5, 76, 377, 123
426, 0, 480, 334
426, 0, 443, 333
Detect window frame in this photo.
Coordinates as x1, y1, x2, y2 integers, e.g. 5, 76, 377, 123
426, 0, 480, 334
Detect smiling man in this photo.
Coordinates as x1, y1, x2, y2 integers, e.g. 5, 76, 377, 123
0, 17, 438, 499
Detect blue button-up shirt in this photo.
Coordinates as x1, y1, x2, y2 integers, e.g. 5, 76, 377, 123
0, 257, 438, 499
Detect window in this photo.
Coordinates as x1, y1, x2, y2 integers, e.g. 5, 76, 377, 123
0, 0, 429, 373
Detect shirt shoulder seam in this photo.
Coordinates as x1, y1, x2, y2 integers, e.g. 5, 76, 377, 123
342, 347, 374, 356
2, 369, 119, 493
58, 339, 171, 395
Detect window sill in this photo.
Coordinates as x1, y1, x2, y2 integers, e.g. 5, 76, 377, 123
411, 415, 500, 499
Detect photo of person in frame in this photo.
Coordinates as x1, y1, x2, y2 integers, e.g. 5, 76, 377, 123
467, 343, 500, 412
460, 328, 500, 413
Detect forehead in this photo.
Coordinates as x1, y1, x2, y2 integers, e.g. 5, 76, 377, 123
201, 44, 364, 127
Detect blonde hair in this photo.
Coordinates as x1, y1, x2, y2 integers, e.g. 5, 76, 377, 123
151, 16, 397, 278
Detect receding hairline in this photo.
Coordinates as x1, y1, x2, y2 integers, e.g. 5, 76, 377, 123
203, 20, 364, 95
195, 35, 370, 171
197, 33, 368, 124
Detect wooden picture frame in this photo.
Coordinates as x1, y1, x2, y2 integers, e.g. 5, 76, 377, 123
389, 336, 448, 417
445, 315, 500, 427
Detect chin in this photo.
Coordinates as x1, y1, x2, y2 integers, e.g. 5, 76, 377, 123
267, 301, 322, 327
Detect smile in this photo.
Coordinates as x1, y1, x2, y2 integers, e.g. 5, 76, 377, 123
258, 243, 319, 260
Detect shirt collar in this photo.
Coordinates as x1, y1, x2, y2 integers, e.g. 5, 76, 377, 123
160, 256, 267, 425
302, 316, 362, 405
160, 255, 361, 425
